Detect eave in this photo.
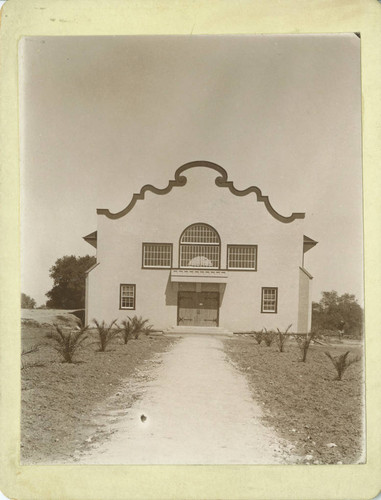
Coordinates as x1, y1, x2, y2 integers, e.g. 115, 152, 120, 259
303, 235, 318, 254
83, 230, 97, 248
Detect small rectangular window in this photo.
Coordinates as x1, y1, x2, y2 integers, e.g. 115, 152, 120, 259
120, 284, 136, 310
261, 287, 278, 313
227, 245, 257, 270
142, 243, 172, 268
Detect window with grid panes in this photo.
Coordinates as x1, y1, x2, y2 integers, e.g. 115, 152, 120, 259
227, 245, 257, 270
143, 243, 172, 268
120, 284, 135, 309
180, 223, 220, 268
261, 287, 277, 313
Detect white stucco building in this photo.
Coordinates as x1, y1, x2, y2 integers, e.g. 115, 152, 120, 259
83, 161, 317, 333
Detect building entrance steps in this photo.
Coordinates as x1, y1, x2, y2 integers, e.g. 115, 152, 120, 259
164, 326, 233, 335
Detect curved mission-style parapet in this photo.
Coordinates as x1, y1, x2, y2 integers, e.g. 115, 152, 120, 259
97, 160, 305, 223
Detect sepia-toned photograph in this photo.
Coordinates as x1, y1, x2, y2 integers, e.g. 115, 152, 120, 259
19, 34, 364, 466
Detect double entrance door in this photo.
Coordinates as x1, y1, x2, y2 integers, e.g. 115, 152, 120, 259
177, 291, 219, 327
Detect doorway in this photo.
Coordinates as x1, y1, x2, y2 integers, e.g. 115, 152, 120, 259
177, 291, 219, 327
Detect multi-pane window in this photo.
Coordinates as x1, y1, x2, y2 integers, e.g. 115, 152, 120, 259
143, 243, 172, 268
261, 287, 278, 313
227, 245, 257, 270
120, 284, 136, 310
180, 223, 220, 268
181, 224, 220, 244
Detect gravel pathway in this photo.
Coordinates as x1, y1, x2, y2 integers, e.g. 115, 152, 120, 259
77, 335, 290, 464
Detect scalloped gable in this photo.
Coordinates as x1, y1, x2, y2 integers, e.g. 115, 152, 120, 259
96, 161, 305, 223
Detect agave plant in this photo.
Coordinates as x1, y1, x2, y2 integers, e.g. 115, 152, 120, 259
46, 322, 88, 363
128, 315, 152, 339
324, 350, 361, 380
92, 319, 119, 352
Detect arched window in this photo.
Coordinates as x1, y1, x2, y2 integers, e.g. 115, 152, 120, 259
179, 223, 220, 269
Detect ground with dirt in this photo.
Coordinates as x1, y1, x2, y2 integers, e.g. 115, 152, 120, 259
21, 308, 80, 329
21, 310, 365, 465
73, 335, 296, 464
223, 335, 365, 465
21, 312, 176, 464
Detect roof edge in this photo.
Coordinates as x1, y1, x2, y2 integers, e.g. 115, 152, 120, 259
97, 161, 306, 224
299, 266, 314, 279
85, 262, 99, 275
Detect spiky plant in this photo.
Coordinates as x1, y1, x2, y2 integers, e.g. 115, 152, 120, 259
294, 331, 316, 362
120, 318, 134, 344
92, 319, 119, 352
46, 323, 88, 363
253, 330, 263, 345
276, 324, 292, 353
21, 345, 40, 370
324, 351, 361, 381
263, 328, 275, 347
128, 315, 151, 339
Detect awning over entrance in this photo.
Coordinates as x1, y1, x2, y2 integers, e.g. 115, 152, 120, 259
170, 269, 229, 283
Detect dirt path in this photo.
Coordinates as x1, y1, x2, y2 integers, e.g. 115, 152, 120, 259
76, 335, 294, 464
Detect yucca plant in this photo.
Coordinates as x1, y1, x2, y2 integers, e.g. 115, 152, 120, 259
46, 323, 88, 363
276, 324, 292, 353
294, 331, 316, 362
253, 330, 263, 345
263, 328, 275, 347
92, 319, 119, 352
128, 315, 152, 339
324, 351, 361, 381
120, 318, 134, 344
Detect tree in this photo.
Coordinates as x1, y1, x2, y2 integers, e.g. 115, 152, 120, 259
21, 293, 36, 309
45, 255, 96, 309
312, 291, 363, 337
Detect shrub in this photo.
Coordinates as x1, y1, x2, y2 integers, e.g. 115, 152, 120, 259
253, 330, 263, 344
46, 322, 88, 363
128, 315, 152, 339
263, 328, 275, 347
324, 351, 361, 380
276, 324, 292, 353
92, 319, 119, 352
21, 293, 36, 309
294, 331, 316, 362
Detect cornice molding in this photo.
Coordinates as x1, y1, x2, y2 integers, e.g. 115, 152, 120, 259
97, 160, 305, 223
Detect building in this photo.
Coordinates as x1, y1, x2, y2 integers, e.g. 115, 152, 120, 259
83, 161, 317, 333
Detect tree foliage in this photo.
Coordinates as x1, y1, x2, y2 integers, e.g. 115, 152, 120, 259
21, 293, 36, 309
45, 255, 96, 309
312, 291, 363, 337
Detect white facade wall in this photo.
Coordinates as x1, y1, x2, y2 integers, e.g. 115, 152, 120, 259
86, 168, 308, 332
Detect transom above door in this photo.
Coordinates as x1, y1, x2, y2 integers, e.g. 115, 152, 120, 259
177, 291, 219, 327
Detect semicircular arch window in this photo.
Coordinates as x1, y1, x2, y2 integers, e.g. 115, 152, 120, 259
179, 223, 220, 269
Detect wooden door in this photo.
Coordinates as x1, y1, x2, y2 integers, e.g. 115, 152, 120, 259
199, 292, 219, 326
177, 292, 198, 326
177, 291, 219, 327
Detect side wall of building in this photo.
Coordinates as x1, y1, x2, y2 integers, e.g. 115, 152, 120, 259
87, 168, 308, 332
297, 268, 312, 332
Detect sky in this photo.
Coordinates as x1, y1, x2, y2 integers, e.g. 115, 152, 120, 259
19, 34, 363, 307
